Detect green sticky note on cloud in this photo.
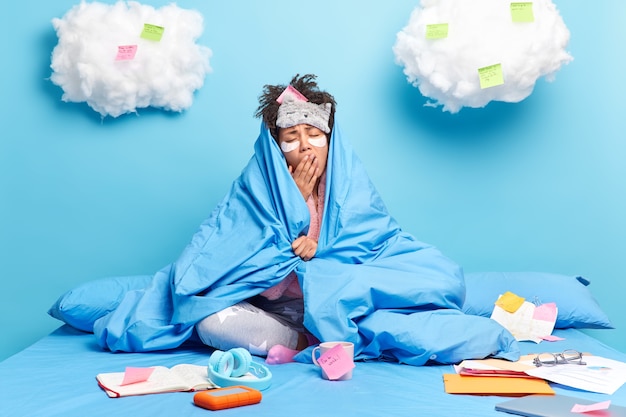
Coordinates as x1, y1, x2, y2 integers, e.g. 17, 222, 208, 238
478, 64, 504, 89
141, 23, 164, 41
425, 23, 449, 40
510, 2, 534, 22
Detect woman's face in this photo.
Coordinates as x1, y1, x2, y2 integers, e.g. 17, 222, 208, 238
277, 124, 329, 174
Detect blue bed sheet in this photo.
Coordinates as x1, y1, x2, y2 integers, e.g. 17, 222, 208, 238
1, 326, 625, 417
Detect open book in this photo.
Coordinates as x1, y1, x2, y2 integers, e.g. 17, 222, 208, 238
97, 364, 218, 398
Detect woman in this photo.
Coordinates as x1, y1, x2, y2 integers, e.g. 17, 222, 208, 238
94, 75, 519, 366
196, 75, 335, 363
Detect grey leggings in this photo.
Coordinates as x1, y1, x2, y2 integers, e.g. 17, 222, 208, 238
195, 296, 305, 356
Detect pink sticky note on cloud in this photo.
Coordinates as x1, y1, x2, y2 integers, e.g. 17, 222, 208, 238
571, 400, 611, 413
317, 344, 355, 380
121, 367, 154, 385
116, 45, 138, 61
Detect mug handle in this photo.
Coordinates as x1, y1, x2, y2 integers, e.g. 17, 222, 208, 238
311, 346, 321, 366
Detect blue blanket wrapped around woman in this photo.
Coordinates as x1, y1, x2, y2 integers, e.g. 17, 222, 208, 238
94, 123, 519, 365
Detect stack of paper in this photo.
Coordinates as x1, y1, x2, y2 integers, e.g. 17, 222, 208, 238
443, 291, 626, 396
444, 355, 554, 395
454, 357, 535, 377
444, 354, 626, 396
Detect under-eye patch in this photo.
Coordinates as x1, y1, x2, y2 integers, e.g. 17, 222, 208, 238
280, 136, 327, 153
308, 136, 327, 147
280, 141, 300, 153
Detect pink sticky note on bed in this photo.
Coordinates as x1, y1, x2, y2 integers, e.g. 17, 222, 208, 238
571, 400, 611, 413
121, 367, 154, 385
317, 344, 355, 380
533, 302, 557, 321
541, 335, 565, 342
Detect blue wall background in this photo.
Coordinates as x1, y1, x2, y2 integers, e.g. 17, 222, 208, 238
1, 0, 624, 361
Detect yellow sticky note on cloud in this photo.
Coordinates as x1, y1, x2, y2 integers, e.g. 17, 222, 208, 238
510, 2, 535, 22
495, 292, 526, 313
478, 63, 504, 89
141, 23, 165, 41
425, 23, 449, 40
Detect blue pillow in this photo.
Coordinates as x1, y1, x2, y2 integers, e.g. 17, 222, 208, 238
462, 272, 613, 329
48, 275, 153, 332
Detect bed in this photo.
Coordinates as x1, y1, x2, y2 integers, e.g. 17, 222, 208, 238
3, 126, 624, 416
2, 271, 624, 417
1, 326, 625, 417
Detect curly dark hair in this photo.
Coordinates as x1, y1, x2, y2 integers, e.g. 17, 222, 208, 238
254, 74, 337, 140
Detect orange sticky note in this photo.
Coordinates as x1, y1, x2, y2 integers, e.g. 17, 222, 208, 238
495, 292, 525, 313
121, 367, 154, 386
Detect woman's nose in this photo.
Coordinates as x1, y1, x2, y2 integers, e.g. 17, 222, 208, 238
299, 137, 312, 150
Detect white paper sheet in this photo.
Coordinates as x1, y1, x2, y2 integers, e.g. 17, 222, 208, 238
523, 355, 626, 395
490, 300, 557, 343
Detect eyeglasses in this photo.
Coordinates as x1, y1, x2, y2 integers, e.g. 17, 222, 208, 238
533, 349, 586, 367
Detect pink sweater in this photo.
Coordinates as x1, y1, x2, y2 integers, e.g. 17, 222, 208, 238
260, 177, 326, 300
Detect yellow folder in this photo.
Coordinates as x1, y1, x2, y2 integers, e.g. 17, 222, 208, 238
443, 374, 555, 396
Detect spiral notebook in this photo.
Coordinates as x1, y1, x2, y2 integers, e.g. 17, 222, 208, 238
495, 394, 626, 417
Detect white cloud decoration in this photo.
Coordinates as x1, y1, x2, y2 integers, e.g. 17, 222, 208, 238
50, 1, 212, 118
393, 0, 572, 113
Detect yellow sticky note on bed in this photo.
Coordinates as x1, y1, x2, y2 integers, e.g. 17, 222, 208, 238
495, 292, 526, 313
478, 64, 504, 89
510, 2, 535, 23
425, 23, 449, 40
141, 23, 165, 41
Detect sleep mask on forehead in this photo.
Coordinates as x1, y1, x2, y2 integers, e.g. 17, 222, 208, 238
276, 86, 331, 133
